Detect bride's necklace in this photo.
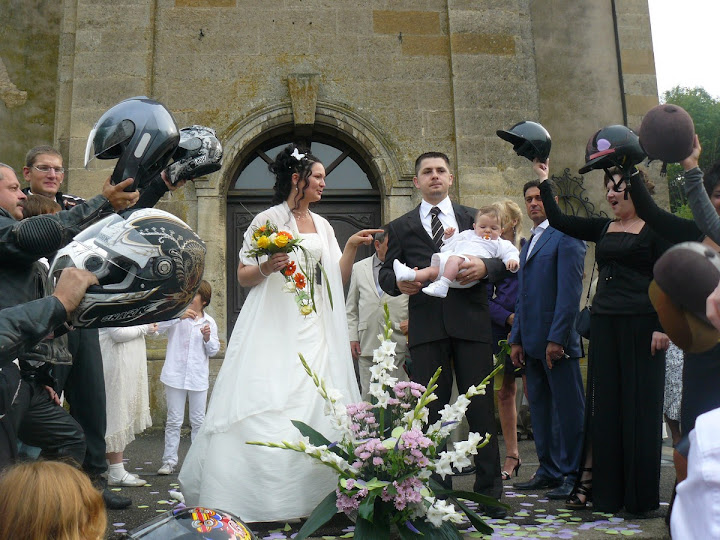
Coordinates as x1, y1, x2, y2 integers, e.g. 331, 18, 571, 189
292, 208, 311, 220
619, 217, 640, 233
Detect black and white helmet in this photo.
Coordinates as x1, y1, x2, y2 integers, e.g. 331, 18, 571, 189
48, 209, 206, 328
164, 125, 223, 185
85, 96, 180, 191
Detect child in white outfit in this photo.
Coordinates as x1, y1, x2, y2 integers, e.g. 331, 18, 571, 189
155, 280, 220, 475
394, 204, 520, 298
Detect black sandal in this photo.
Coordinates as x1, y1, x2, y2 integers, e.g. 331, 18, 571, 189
501, 455, 521, 481
566, 467, 592, 509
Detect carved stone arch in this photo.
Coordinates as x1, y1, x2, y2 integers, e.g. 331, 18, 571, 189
215, 100, 403, 198
212, 100, 403, 336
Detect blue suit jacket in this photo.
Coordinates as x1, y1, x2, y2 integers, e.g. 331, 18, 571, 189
509, 225, 586, 360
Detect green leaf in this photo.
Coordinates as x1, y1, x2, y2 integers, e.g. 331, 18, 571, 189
396, 526, 418, 540
432, 488, 510, 510
355, 515, 391, 540
319, 261, 333, 310
294, 490, 339, 540
357, 491, 377, 521
290, 420, 346, 458
451, 497, 493, 535
408, 518, 463, 539
363, 477, 391, 490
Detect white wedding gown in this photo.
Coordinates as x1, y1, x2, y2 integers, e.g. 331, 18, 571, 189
180, 208, 361, 522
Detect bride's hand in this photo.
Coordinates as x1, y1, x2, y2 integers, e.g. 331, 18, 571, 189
345, 229, 385, 249
261, 252, 291, 274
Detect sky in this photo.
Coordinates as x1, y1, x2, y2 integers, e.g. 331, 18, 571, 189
648, 0, 720, 99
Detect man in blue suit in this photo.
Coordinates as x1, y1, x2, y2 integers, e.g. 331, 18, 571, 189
509, 165, 586, 499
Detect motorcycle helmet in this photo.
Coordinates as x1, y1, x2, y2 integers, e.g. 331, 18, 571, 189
85, 96, 180, 191
649, 242, 720, 353
125, 506, 257, 539
496, 121, 552, 162
164, 125, 223, 185
48, 208, 206, 328
639, 103, 695, 164
578, 125, 646, 175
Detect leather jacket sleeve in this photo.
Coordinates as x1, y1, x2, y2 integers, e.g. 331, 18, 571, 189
0, 297, 68, 367
0, 194, 112, 264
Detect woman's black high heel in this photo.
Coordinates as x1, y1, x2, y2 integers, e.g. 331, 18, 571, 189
566, 467, 592, 509
501, 455, 521, 481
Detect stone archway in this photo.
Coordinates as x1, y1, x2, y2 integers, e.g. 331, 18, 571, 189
194, 99, 404, 338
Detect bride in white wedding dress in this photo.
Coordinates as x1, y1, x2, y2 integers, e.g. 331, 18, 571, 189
179, 144, 380, 522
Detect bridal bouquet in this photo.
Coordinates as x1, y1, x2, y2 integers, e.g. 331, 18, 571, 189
249, 305, 506, 539
246, 220, 332, 316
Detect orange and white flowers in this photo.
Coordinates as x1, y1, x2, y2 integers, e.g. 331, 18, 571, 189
246, 220, 332, 316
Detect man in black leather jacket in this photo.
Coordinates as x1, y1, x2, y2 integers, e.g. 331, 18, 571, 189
0, 268, 98, 465
0, 162, 138, 503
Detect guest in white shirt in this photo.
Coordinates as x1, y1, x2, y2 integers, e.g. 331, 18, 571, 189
155, 280, 220, 475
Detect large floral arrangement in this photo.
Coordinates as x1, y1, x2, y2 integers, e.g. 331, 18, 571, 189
246, 220, 332, 316
249, 305, 506, 539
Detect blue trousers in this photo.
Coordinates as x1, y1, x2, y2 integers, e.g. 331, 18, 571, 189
524, 354, 585, 481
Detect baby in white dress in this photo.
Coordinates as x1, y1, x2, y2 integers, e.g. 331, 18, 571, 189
394, 205, 519, 298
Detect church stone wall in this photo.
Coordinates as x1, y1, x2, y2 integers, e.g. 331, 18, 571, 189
1, 0, 659, 425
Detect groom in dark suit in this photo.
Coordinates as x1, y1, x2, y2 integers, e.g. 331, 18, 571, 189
379, 152, 506, 517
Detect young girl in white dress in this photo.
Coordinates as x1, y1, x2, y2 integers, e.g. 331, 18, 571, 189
179, 144, 380, 522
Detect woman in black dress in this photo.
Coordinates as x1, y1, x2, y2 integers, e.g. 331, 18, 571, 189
533, 140, 670, 514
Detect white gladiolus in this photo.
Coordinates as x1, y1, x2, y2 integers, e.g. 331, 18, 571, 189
433, 453, 454, 479
377, 340, 397, 357
453, 432, 483, 455
326, 388, 343, 401
283, 281, 297, 293
425, 499, 464, 527
256, 309, 503, 536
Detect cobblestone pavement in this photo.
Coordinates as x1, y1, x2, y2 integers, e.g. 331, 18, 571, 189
105, 430, 674, 539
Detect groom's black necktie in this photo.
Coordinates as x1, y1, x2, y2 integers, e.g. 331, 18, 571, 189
430, 206, 444, 250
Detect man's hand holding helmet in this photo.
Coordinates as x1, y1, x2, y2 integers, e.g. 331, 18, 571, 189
52, 268, 99, 319
102, 177, 140, 211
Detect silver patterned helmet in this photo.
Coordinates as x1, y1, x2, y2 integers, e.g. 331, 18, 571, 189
48, 209, 206, 328
164, 125, 223, 185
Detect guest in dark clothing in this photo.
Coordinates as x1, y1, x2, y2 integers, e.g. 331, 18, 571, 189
626, 140, 720, 445
487, 199, 526, 480
535, 159, 670, 514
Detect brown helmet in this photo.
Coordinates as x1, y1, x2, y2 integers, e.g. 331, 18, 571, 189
649, 242, 720, 353
639, 104, 695, 164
